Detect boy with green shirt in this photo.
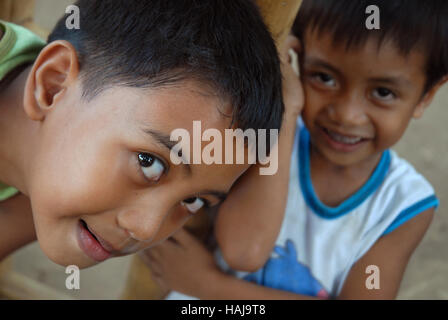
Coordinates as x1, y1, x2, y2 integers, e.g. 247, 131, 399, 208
0, 0, 289, 269
0, 21, 46, 202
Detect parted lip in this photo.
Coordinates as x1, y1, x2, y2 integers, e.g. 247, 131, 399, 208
318, 123, 373, 140
81, 219, 125, 254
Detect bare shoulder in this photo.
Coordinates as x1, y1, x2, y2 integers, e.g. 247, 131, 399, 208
338, 208, 435, 299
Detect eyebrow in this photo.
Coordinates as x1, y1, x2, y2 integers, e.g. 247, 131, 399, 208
304, 57, 343, 77
143, 128, 192, 175
305, 57, 412, 88
142, 128, 230, 201
367, 76, 412, 89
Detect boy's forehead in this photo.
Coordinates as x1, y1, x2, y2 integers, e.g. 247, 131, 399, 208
303, 28, 427, 86
93, 80, 233, 131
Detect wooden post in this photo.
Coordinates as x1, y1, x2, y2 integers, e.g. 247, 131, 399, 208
0, 0, 34, 25
255, 0, 303, 47
0, 256, 74, 300
121, 0, 303, 300
0, 0, 48, 38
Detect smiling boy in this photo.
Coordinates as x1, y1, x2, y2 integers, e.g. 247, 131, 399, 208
0, 0, 283, 269
145, 0, 448, 299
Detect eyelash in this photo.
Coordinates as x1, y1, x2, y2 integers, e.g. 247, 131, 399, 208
372, 87, 397, 101
308, 71, 398, 99
136, 152, 212, 213
137, 152, 167, 182
182, 197, 212, 212
309, 72, 337, 88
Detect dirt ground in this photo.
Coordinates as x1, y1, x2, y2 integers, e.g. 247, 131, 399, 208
8, 0, 448, 299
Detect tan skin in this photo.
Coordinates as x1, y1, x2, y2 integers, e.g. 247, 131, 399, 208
0, 40, 251, 268
214, 36, 304, 271
142, 32, 446, 299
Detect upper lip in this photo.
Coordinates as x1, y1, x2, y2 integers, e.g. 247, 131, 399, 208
319, 124, 371, 140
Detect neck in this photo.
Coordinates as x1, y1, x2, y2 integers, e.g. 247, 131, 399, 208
309, 145, 384, 207
0, 66, 37, 195
310, 144, 383, 178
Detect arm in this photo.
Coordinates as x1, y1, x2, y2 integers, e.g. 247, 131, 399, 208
0, 193, 36, 260
141, 208, 434, 300
338, 208, 434, 299
216, 208, 433, 300
215, 36, 304, 271
140, 228, 323, 300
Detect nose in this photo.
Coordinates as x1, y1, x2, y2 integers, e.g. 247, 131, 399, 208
328, 91, 367, 126
116, 205, 167, 243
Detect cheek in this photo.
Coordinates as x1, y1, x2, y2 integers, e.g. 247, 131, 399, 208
30, 139, 129, 223
148, 206, 191, 245
371, 111, 412, 149
303, 87, 325, 121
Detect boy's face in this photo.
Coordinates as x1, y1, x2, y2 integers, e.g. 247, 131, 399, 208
27, 79, 250, 268
301, 29, 431, 167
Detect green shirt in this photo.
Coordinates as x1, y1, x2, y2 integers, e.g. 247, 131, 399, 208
0, 20, 46, 201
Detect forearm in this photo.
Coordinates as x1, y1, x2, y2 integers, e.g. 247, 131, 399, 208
0, 194, 36, 260
197, 270, 322, 300
215, 115, 298, 271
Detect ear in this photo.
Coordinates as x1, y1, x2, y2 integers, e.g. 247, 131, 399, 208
23, 40, 80, 121
413, 76, 448, 119
281, 35, 302, 62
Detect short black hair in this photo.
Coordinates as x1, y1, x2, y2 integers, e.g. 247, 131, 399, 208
48, 0, 283, 151
292, 0, 448, 93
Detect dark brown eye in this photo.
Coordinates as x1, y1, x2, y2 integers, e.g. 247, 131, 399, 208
138, 153, 165, 181
373, 87, 396, 101
181, 197, 205, 214
183, 197, 197, 204
312, 72, 336, 87
138, 153, 154, 167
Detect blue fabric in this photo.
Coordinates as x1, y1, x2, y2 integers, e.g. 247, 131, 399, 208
244, 240, 328, 297
299, 127, 391, 219
382, 195, 439, 236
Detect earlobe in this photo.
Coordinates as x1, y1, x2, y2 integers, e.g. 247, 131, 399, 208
23, 40, 80, 121
412, 103, 426, 119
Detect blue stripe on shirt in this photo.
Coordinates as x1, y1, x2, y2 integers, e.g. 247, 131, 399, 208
382, 195, 439, 236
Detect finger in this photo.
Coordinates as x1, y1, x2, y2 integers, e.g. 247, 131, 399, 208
141, 247, 162, 262
280, 35, 301, 63
151, 272, 169, 292
171, 228, 197, 247
142, 252, 163, 273
149, 263, 163, 279
150, 240, 177, 258
286, 35, 302, 55
138, 250, 156, 267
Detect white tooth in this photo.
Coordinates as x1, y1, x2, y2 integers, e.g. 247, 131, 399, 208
327, 130, 362, 144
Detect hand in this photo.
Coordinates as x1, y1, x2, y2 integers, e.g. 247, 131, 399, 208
139, 228, 221, 297
280, 35, 304, 120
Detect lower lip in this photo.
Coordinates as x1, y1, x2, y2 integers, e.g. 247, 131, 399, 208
76, 221, 111, 262
319, 126, 368, 153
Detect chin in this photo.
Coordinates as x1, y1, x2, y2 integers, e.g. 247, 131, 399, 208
47, 250, 99, 269
37, 235, 98, 269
